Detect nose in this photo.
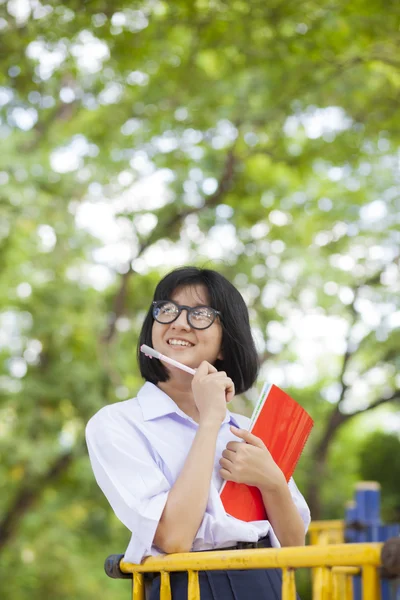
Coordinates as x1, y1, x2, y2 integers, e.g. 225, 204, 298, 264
171, 308, 191, 330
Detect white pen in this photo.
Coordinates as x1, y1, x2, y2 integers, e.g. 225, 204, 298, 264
140, 344, 196, 375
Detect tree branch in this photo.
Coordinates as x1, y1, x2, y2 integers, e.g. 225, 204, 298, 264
336, 290, 359, 407
306, 258, 398, 517
19, 99, 80, 153
102, 147, 238, 345
0, 444, 84, 554
307, 389, 400, 518
350, 389, 400, 418
257, 348, 274, 366
138, 146, 237, 256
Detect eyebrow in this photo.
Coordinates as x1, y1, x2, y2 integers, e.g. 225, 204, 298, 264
168, 300, 211, 308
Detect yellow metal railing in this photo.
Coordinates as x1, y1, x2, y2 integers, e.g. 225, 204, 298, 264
308, 520, 345, 546
105, 539, 400, 600
308, 519, 347, 597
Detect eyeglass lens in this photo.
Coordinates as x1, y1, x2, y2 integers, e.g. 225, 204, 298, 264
153, 301, 215, 329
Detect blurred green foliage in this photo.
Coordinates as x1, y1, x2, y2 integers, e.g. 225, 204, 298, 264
359, 431, 400, 522
0, 0, 399, 598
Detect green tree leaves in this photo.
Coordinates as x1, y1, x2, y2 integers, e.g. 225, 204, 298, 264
1, 1, 400, 597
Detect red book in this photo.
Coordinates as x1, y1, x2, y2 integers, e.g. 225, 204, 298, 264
219, 383, 314, 522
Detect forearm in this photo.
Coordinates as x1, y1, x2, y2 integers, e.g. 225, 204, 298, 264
260, 479, 306, 547
154, 421, 220, 553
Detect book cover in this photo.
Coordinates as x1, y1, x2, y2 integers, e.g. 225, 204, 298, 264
219, 383, 313, 522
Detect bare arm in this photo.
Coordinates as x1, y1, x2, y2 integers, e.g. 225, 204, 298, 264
154, 420, 220, 553
154, 362, 235, 554
260, 481, 306, 546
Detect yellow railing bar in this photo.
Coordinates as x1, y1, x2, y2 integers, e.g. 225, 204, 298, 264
331, 567, 360, 575
159, 571, 171, 600
120, 543, 382, 574
331, 565, 360, 600
331, 569, 354, 600
362, 565, 380, 600
308, 519, 346, 595
282, 568, 296, 600
132, 572, 145, 600
320, 566, 333, 600
308, 520, 345, 531
187, 570, 200, 600
308, 520, 345, 546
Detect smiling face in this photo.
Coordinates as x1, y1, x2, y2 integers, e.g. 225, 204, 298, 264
151, 284, 223, 371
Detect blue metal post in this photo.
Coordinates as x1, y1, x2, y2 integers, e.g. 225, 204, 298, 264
345, 501, 357, 543
345, 482, 399, 600
355, 481, 381, 542
352, 482, 381, 600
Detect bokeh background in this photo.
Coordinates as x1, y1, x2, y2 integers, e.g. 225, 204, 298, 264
1, 1, 400, 598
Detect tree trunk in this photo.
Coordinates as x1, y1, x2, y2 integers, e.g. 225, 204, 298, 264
306, 407, 348, 519
0, 450, 77, 554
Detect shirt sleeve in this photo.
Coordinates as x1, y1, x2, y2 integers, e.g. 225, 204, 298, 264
85, 408, 170, 563
288, 477, 311, 531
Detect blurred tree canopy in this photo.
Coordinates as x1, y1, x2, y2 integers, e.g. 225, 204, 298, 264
359, 431, 400, 522
0, 0, 399, 598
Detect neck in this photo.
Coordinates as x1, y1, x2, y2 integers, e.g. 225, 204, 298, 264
157, 370, 200, 422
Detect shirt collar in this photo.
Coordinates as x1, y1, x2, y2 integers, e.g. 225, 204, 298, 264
138, 381, 241, 427
137, 382, 178, 420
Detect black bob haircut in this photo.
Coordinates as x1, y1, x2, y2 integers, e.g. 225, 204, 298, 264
137, 266, 259, 395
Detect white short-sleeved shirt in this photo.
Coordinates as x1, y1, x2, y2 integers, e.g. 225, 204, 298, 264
86, 382, 311, 564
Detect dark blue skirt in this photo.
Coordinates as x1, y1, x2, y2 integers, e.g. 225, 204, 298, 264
149, 567, 300, 600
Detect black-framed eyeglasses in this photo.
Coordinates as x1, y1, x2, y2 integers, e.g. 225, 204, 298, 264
152, 300, 221, 330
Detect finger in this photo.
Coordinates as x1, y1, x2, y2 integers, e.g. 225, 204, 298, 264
230, 426, 265, 448
226, 441, 242, 452
203, 371, 228, 380
221, 449, 236, 460
225, 379, 235, 403
219, 457, 233, 469
199, 372, 235, 401
219, 468, 233, 481
192, 360, 218, 383
194, 361, 218, 377
193, 361, 207, 377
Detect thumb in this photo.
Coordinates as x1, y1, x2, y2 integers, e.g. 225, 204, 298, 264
195, 360, 217, 377
201, 360, 218, 374
230, 425, 265, 448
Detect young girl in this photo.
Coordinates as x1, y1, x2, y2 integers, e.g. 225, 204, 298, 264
86, 266, 310, 599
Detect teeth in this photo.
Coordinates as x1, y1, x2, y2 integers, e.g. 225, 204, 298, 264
168, 339, 192, 347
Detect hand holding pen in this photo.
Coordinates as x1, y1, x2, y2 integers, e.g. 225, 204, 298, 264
140, 345, 234, 406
